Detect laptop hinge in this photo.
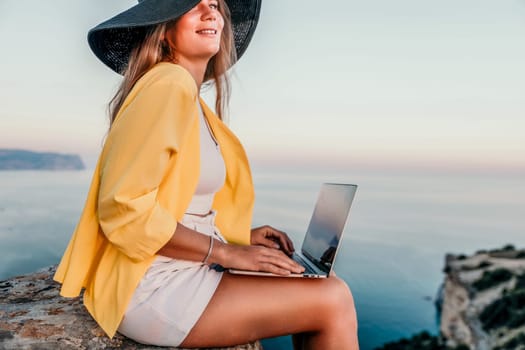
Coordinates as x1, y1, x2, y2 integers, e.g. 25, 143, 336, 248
302, 250, 331, 274
297, 252, 326, 275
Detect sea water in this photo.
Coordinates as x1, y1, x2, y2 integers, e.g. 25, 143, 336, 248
0, 164, 523, 350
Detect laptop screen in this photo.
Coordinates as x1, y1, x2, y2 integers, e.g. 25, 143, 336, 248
301, 183, 357, 272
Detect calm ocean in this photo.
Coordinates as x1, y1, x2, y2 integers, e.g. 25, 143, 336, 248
1, 164, 523, 350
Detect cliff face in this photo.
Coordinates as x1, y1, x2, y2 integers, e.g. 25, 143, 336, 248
0, 149, 85, 170
439, 248, 525, 350
0, 266, 262, 350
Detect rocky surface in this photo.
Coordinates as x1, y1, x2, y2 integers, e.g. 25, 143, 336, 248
438, 247, 525, 350
0, 149, 85, 170
0, 265, 262, 350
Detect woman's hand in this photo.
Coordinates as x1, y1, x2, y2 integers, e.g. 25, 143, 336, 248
250, 225, 295, 256
216, 243, 305, 276
209, 225, 304, 275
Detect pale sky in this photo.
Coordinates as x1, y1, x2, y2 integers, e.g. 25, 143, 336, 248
1, 0, 524, 171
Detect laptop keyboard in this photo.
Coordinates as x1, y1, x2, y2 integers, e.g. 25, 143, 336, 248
292, 254, 317, 274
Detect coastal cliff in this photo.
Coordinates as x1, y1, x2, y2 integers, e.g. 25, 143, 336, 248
0, 265, 262, 350
439, 246, 525, 350
375, 246, 525, 350
0, 149, 85, 170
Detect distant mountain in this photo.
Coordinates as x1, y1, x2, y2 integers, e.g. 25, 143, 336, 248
0, 149, 85, 170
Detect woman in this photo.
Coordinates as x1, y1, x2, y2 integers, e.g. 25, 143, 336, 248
54, 0, 359, 348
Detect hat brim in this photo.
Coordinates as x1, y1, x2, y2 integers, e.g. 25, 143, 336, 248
88, 0, 261, 74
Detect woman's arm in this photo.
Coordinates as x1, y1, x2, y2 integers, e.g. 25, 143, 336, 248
97, 72, 197, 262
157, 225, 304, 276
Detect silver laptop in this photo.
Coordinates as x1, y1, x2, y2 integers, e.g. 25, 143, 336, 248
229, 183, 357, 278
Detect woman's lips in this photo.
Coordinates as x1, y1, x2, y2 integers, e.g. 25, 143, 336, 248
196, 29, 217, 35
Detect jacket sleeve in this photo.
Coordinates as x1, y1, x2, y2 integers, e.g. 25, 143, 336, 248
97, 78, 196, 262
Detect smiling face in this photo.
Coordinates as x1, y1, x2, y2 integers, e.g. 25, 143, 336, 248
165, 0, 225, 64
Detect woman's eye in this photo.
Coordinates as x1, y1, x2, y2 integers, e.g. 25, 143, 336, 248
210, 2, 219, 10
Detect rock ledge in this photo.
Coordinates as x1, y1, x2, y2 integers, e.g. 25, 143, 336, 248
0, 265, 262, 350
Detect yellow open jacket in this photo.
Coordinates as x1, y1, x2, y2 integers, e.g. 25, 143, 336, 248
54, 63, 254, 337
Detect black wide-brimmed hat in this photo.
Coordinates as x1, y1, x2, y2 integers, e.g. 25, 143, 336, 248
88, 0, 261, 74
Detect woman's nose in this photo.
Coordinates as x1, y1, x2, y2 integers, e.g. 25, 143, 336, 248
202, 8, 217, 22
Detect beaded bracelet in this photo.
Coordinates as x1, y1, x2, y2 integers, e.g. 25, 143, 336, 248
203, 235, 214, 265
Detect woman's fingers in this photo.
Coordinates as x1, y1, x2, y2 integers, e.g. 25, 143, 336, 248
260, 247, 304, 274
257, 236, 280, 249
268, 227, 295, 255
259, 263, 293, 276
225, 244, 304, 275
252, 225, 296, 255
280, 230, 295, 254
250, 226, 270, 246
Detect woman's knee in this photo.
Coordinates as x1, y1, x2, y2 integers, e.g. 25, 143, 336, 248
325, 276, 353, 302
321, 277, 357, 323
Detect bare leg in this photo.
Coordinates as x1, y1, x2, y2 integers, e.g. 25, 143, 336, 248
180, 274, 359, 350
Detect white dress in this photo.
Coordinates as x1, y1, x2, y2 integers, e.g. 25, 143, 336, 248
117, 102, 228, 346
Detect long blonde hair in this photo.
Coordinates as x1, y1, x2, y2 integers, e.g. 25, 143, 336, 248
108, 0, 236, 126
